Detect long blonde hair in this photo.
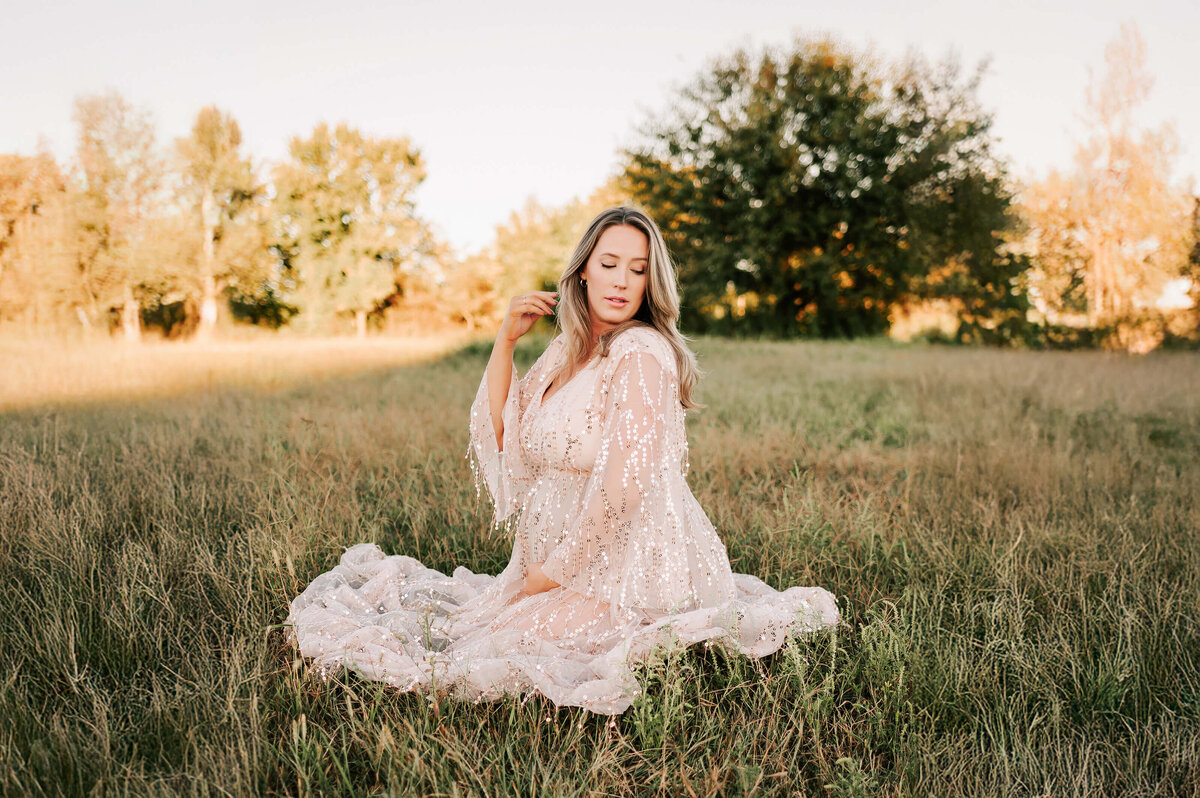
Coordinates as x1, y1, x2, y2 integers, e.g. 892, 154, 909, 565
550, 206, 703, 410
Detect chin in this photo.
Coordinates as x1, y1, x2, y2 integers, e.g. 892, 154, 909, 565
592, 307, 628, 325
590, 298, 645, 329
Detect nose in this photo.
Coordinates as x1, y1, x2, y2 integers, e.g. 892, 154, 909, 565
613, 267, 627, 288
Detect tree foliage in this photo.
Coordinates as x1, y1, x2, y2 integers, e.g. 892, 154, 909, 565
1180, 196, 1200, 338
71, 90, 166, 340
1017, 23, 1194, 350
0, 150, 84, 328
272, 122, 435, 335
623, 36, 1024, 338
174, 106, 272, 337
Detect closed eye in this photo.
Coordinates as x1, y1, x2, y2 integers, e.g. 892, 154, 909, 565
602, 263, 647, 275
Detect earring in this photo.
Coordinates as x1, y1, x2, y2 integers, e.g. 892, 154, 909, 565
580, 277, 587, 287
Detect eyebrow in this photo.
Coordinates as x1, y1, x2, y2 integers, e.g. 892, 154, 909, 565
599, 252, 649, 263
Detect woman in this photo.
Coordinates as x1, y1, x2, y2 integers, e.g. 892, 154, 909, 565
285, 206, 839, 714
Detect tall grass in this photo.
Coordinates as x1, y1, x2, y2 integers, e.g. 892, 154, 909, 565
0, 335, 1197, 796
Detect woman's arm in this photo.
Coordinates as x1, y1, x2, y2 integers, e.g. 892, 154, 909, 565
467, 291, 559, 526
488, 291, 558, 450
485, 336, 516, 451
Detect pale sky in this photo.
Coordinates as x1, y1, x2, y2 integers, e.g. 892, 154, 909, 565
2, 0, 1197, 256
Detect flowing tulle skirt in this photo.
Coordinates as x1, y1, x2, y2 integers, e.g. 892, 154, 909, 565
285, 542, 840, 715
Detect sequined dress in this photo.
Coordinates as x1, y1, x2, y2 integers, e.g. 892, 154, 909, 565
285, 325, 840, 714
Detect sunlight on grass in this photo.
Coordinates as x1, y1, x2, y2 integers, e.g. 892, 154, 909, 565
0, 332, 473, 412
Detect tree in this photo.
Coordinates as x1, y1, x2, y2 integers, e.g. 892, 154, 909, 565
1018, 23, 1193, 348
272, 122, 434, 336
1182, 196, 1200, 334
438, 250, 506, 333
71, 90, 166, 340
0, 150, 85, 329
175, 106, 271, 339
623, 36, 1023, 338
1015, 171, 1089, 324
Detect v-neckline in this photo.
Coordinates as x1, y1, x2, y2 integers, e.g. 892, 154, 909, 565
539, 352, 598, 407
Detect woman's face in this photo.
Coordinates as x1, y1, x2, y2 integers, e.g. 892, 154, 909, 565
581, 224, 649, 339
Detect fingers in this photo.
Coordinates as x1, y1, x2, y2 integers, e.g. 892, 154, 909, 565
513, 291, 558, 304
524, 297, 555, 316
512, 292, 557, 317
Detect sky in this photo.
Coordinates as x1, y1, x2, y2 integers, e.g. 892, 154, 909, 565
2, 0, 1197, 256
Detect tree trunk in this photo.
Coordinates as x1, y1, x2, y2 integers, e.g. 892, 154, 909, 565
198, 274, 219, 340
355, 308, 368, 338
1088, 234, 1110, 327
196, 189, 219, 340
122, 285, 141, 342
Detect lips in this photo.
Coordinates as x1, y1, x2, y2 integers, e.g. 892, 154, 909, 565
605, 297, 628, 307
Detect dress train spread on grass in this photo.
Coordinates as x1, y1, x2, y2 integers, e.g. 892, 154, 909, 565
285, 326, 839, 714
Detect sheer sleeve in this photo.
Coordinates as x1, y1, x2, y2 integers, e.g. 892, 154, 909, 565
467, 335, 562, 528
541, 328, 723, 614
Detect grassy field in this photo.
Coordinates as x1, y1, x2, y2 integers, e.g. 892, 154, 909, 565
1, 333, 1198, 796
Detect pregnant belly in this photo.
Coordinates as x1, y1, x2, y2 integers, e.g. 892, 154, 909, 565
513, 468, 590, 565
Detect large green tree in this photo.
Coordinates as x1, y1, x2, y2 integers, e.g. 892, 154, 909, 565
272, 122, 434, 336
624, 37, 1024, 338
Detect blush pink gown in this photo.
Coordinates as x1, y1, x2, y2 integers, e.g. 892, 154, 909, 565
285, 325, 839, 714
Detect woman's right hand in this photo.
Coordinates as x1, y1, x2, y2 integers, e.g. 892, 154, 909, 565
499, 291, 558, 344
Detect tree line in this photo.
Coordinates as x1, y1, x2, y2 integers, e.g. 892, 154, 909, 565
0, 102, 439, 341
1, 24, 1196, 350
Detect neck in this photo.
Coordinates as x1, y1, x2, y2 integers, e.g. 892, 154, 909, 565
589, 318, 619, 345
